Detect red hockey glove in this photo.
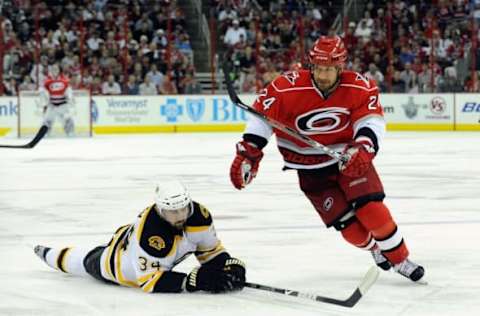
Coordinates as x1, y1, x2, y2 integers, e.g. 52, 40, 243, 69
338, 140, 376, 177
230, 141, 264, 190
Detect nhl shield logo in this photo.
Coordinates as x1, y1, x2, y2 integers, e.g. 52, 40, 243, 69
186, 99, 205, 122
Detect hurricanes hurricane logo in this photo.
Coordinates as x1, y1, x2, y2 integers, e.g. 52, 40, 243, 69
295, 107, 350, 135
48, 82, 66, 91
323, 197, 334, 212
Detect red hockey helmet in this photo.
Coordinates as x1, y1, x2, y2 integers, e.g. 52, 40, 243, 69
308, 36, 347, 67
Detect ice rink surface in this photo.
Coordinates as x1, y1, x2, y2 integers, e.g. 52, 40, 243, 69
1, 132, 479, 316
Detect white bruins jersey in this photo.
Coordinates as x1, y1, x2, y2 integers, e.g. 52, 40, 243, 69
99, 201, 226, 292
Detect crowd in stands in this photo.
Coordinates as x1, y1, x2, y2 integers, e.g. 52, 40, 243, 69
345, 0, 473, 93
216, 0, 477, 93
1, 0, 479, 95
215, 0, 338, 93
1, 0, 198, 96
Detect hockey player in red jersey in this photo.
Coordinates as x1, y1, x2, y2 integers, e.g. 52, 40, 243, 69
40, 64, 76, 136
229, 36, 425, 282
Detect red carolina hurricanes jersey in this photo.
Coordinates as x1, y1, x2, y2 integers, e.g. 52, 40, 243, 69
43, 75, 71, 106
244, 69, 385, 170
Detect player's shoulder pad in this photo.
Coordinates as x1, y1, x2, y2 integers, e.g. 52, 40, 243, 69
270, 69, 312, 92
138, 205, 180, 258
185, 201, 212, 227
340, 70, 379, 92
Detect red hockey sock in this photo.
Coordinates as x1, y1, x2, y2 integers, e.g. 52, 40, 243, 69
340, 220, 375, 250
355, 201, 409, 264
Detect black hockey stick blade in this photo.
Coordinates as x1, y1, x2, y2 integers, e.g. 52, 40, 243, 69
0, 125, 48, 149
221, 63, 347, 162
244, 266, 379, 308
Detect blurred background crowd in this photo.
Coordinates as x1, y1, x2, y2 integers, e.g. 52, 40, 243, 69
1, 0, 479, 95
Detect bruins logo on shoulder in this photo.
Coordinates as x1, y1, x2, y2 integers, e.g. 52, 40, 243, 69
148, 236, 165, 251
199, 204, 210, 219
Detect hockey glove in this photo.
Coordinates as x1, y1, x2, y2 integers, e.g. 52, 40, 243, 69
230, 141, 264, 190
185, 258, 246, 293
222, 257, 246, 291
338, 140, 376, 177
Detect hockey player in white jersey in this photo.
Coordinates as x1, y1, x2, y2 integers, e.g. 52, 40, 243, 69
34, 180, 246, 293
40, 64, 76, 136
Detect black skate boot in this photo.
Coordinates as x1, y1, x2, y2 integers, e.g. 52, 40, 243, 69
394, 259, 425, 282
370, 247, 392, 271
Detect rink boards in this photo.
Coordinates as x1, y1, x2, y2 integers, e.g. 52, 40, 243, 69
0, 93, 479, 136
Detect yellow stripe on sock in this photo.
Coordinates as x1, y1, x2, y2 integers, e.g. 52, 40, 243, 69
57, 248, 72, 273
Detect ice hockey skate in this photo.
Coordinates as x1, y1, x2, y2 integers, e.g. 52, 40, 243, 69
34, 245, 51, 261
394, 259, 426, 284
370, 247, 392, 271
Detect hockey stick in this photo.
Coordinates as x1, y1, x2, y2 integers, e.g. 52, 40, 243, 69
0, 125, 48, 149
245, 265, 379, 308
222, 64, 348, 163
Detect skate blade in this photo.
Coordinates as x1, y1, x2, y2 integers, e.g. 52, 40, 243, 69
415, 278, 428, 285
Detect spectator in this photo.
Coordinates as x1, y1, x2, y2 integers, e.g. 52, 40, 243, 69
354, 19, 372, 42
398, 46, 416, 66
18, 75, 36, 91
240, 66, 257, 93
90, 76, 103, 95
224, 20, 247, 47
124, 75, 139, 95
152, 29, 168, 48
42, 30, 60, 50
159, 75, 178, 95
139, 75, 158, 95
102, 75, 121, 95
176, 33, 194, 63
87, 32, 104, 51
438, 67, 463, 92
417, 64, 440, 93
391, 70, 406, 93
146, 64, 165, 89
181, 73, 202, 94
30, 56, 49, 84
364, 63, 385, 86
400, 62, 418, 92
218, 6, 238, 23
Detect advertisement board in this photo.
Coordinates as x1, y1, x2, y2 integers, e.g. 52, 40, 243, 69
91, 95, 255, 133
454, 94, 480, 131
2, 93, 480, 136
0, 97, 17, 136
380, 94, 454, 130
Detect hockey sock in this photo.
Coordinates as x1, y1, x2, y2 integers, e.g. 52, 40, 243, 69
44, 247, 90, 276
355, 201, 409, 264
340, 220, 375, 250
64, 118, 75, 136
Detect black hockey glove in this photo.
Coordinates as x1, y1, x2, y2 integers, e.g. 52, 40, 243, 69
185, 257, 246, 293
222, 257, 246, 291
